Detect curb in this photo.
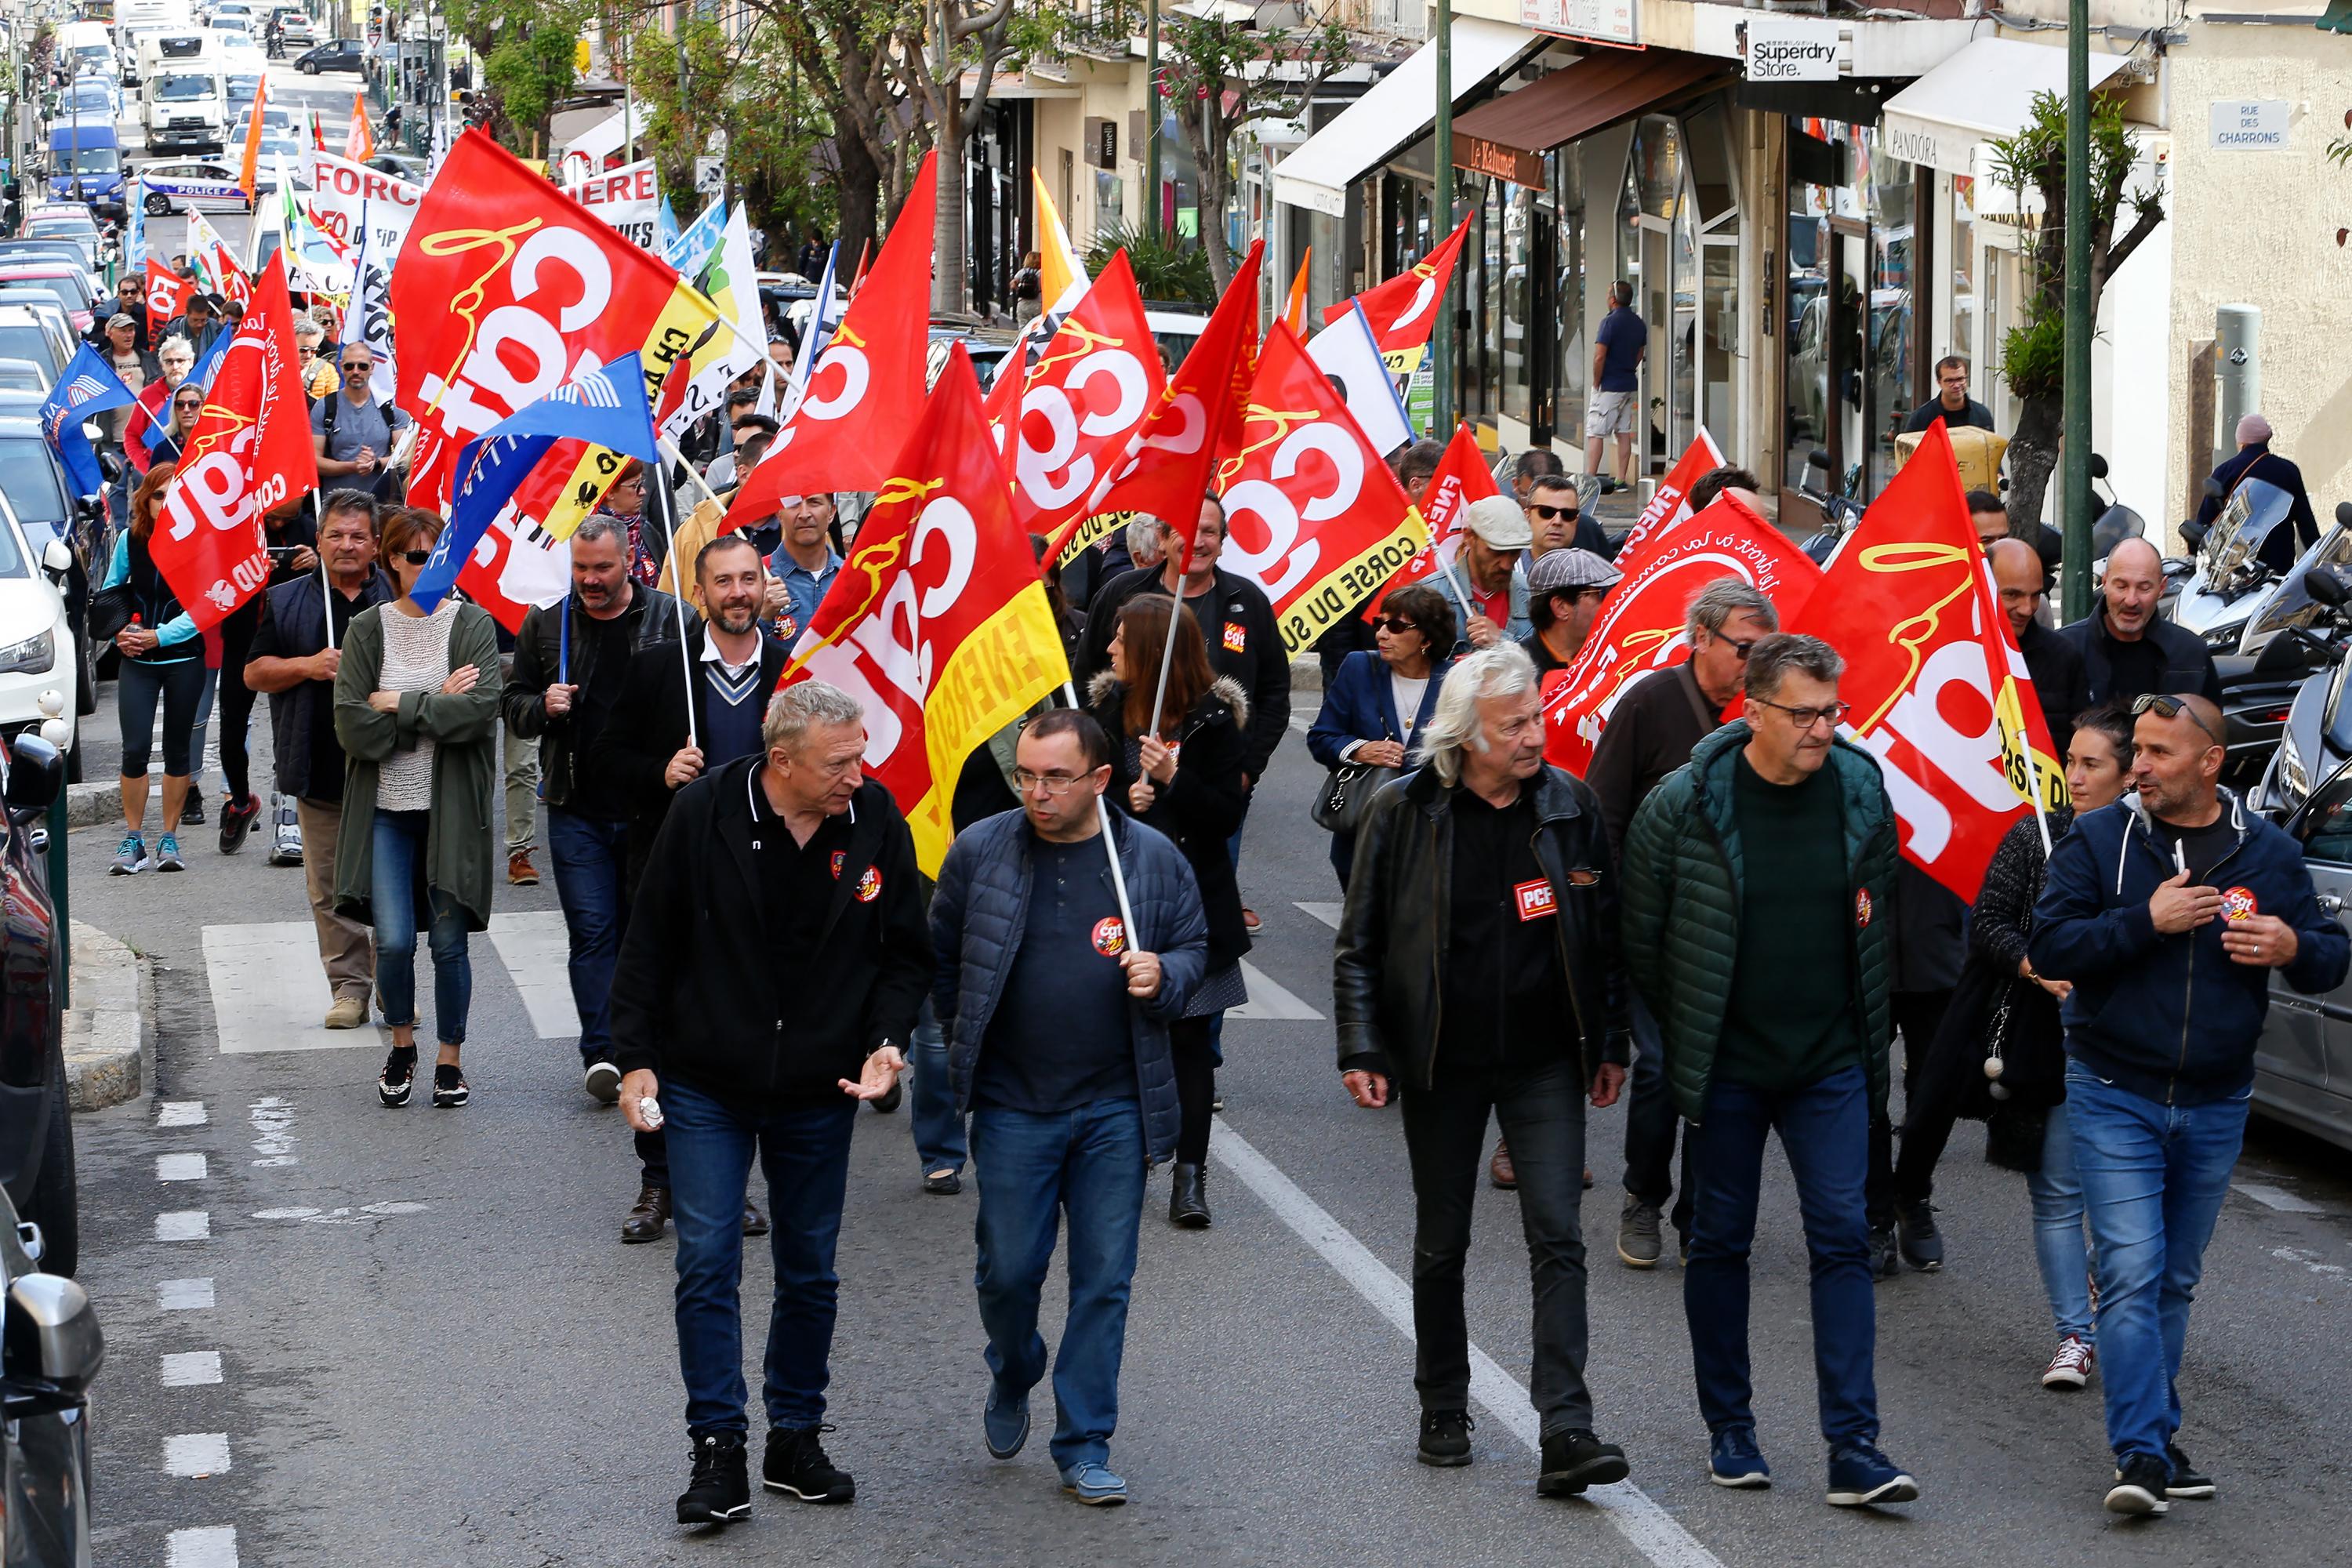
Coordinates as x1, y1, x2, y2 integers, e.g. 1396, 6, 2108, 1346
1288, 653, 1321, 699
64, 920, 148, 1112
67, 782, 130, 830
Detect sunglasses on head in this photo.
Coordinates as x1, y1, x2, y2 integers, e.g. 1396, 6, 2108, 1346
1529, 503, 1580, 521
2132, 692, 2223, 746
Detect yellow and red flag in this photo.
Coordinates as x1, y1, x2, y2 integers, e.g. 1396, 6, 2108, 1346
1786, 420, 2069, 899
1323, 212, 1469, 374
782, 343, 1070, 873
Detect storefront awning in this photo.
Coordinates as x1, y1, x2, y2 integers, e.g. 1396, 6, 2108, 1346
1272, 18, 1544, 217
1879, 38, 2130, 177
1450, 49, 1730, 187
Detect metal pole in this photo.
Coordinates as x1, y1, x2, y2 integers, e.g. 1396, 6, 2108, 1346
1432, 0, 1455, 433
2059, 0, 2092, 623
1145, 0, 1160, 242
45, 787, 67, 1008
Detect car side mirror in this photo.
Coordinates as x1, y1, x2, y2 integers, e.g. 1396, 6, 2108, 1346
5, 731, 62, 815
39, 538, 71, 580
2, 1271, 105, 1404
96, 450, 122, 484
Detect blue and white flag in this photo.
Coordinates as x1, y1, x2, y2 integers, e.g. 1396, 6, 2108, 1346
771, 241, 839, 422
410, 352, 662, 613
39, 344, 136, 498
126, 176, 146, 269
666, 198, 727, 281
657, 196, 683, 260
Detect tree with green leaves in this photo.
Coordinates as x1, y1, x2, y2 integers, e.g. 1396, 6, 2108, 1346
900, 0, 1022, 315
1988, 91, 2164, 535
444, 0, 588, 154
744, 0, 932, 269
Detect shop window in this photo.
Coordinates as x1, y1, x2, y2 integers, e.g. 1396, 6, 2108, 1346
1950, 176, 1977, 387
1683, 98, 1738, 230
1555, 144, 1587, 452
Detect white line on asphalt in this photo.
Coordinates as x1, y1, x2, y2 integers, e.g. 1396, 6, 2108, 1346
155, 1211, 211, 1242
160, 1278, 216, 1311
1210, 1120, 1726, 1568
161, 1351, 223, 1388
165, 1526, 238, 1568
2235, 1181, 2325, 1214
158, 1101, 208, 1127
202, 922, 384, 1054
1294, 900, 1343, 931
486, 911, 586, 1039
249, 1096, 296, 1168
1228, 960, 1323, 1021
164, 1432, 233, 1477
157, 1153, 209, 1182
1289, 714, 1312, 735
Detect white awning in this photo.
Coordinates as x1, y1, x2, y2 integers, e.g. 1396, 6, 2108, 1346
1879, 38, 2131, 178
1272, 18, 1543, 218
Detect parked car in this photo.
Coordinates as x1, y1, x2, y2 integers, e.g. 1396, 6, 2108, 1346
0, 1149, 103, 1568
0, 718, 76, 1276
134, 158, 252, 215
0, 266, 98, 334
0, 358, 52, 396
295, 37, 365, 74
0, 304, 74, 390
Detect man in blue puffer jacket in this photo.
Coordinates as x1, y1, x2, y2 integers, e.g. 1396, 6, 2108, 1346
931, 708, 1208, 1509
2032, 692, 2349, 1518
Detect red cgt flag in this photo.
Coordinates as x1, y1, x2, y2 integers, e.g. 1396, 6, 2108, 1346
1357, 420, 1495, 622
991, 250, 1165, 542
1541, 494, 1822, 775
782, 344, 1070, 873
1322, 212, 1469, 367
151, 257, 320, 630
1787, 420, 2069, 900
1614, 428, 1728, 563
727, 154, 938, 532
145, 258, 193, 323
1214, 320, 1432, 654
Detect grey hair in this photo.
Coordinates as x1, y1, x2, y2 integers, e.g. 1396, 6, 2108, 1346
1416, 642, 1539, 787
1742, 633, 1844, 703
763, 680, 866, 753
294, 319, 324, 341
1685, 577, 1778, 641
1127, 515, 1167, 566
572, 514, 629, 552
157, 333, 194, 362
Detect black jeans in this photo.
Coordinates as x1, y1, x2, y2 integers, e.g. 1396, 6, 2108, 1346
1620, 990, 1693, 1237
1171, 1016, 1215, 1166
1398, 1058, 1595, 1437
1867, 988, 1948, 1224
217, 602, 260, 803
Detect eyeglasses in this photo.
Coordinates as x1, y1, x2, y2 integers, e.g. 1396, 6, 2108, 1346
298, 346, 317, 357
397, 549, 433, 565
1529, 504, 1580, 522
1709, 632, 1759, 662
1376, 617, 1421, 636
2132, 692, 2223, 746
1753, 696, 1851, 731
1011, 768, 1091, 796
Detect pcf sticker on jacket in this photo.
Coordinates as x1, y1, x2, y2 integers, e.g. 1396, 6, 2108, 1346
2222, 885, 2259, 922
1091, 916, 1128, 956
1515, 878, 1557, 921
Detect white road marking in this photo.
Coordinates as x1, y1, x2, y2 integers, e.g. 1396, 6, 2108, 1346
160, 1278, 216, 1311
1294, 900, 1344, 931
486, 911, 583, 1040
252, 1201, 429, 1225
157, 1153, 209, 1182
249, 1097, 296, 1168
158, 1101, 208, 1127
165, 1526, 238, 1568
1210, 1120, 1727, 1568
2236, 1181, 2325, 1214
202, 922, 383, 1054
1288, 713, 1312, 735
162, 1351, 223, 1388
2272, 1246, 2348, 1279
156, 1210, 211, 1242
1229, 960, 1323, 1022
164, 1432, 233, 1477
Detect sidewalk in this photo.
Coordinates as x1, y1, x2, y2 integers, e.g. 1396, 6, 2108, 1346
64, 917, 150, 1111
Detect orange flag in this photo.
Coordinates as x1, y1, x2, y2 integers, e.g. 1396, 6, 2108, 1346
236, 74, 268, 199
1283, 248, 1310, 336
343, 94, 374, 162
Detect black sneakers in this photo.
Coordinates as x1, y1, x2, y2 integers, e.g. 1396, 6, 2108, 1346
1537, 1428, 1630, 1497
431, 1062, 470, 1108
1895, 1200, 1944, 1271
764, 1425, 855, 1504
677, 1431, 750, 1524
1867, 1224, 1901, 1281
2106, 1451, 2171, 1516
1418, 1409, 1475, 1467
2166, 1443, 2215, 1500
378, 1045, 417, 1108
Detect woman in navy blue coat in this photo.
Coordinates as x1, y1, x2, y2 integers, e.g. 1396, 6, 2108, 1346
1306, 582, 1456, 889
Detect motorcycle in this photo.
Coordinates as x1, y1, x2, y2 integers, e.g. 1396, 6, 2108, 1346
2169, 474, 2303, 655
1797, 448, 1865, 563
2255, 555, 2352, 817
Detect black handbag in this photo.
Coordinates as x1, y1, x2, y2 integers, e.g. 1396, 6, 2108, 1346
1312, 761, 1399, 834
86, 582, 135, 647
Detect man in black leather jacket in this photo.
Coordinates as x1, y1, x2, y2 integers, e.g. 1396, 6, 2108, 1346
1332, 642, 1632, 1497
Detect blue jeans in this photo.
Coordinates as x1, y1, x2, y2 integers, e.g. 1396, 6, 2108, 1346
908, 999, 966, 1177
1621, 990, 1693, 1237
2066, 1065, 2250, 1464
546, 808, 629, 1063
664, 1080, 858, 1435
971, 1098, 1147, 1471
1684, 1064, 1878, 1447
369, 810, 471, 1044
2028, 1102, 2095, 1342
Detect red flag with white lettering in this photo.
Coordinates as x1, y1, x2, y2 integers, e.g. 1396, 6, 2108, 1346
782, 344, 1069, 873
1541, 494, 1822, 775
725, 154, 938, 532
1215, 320, 1432, 653
1321, 212, 1469, 370
1616, 428, 1728, 562
145, 258, 193, 323
1358, 421, 1495, 622
1786, 421, 2069, 900
151, 258, 319, 630
994, 251, 1164, 541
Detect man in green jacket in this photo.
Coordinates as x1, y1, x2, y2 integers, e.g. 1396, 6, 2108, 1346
1620, 633, 1918, 1508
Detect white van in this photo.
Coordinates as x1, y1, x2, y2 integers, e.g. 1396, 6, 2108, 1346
140, 42, 227, 157
114, 1, 194, 78
56, 21, 116, 82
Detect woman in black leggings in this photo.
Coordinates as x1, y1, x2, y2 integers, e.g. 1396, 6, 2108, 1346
211, 499, 319, 851
103, 463, 207, 874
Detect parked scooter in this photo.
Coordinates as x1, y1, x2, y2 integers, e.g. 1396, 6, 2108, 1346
2256, 551, 2352, 816
2170, 474, 2303, 655
1798, 449, 1865, 563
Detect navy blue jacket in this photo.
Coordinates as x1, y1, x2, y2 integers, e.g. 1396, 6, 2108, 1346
2054, 610, 2223, 709
930, 808, 1210, 1164
2030, 791, 2350, 1105
1307, 650, 1454, 769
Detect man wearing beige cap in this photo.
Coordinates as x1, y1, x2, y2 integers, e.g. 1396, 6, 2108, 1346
1521, 549, 1622, 677
1434, 495, 1532, 656
2195, 412, 2317, 575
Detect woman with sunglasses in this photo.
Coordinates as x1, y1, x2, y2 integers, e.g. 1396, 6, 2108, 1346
590, 459, 662, 586
334, 508, 504, 1109
1091, 596, 1251, 1228
101, 463, 209, 874
151, 382, 206, 466
1306, 583, 1457, 889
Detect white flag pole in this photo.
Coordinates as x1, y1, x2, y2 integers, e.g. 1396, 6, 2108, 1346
1059, 678, 1138, 945
649, 441, 699, 750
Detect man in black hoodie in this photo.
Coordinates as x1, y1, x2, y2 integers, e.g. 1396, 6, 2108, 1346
613, 680, 930, 1526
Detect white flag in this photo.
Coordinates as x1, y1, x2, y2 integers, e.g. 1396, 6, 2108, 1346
661, 204, 765, 440
339, 197, 397, 405
1306, 302, 1414, 457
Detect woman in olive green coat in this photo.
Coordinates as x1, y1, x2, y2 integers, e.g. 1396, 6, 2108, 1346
333, 507, 504, 1109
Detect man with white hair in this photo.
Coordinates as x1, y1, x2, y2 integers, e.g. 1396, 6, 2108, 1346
612, 679, 931, 1524
1334, 643, 1633, 1497
2195, 412, 2318, 575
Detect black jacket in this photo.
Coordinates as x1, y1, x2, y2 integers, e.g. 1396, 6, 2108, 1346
1584, 660, 1724, 858
2055, 609, 2222, 709
2018, 616, 2089, 758
2198, 444, 2319, 573
503, 584, 700, 810
1078, 564, 1290, 777
1091, 670, 1254, 968
608, 764, 931, 1102
1333, 763, 1630, 1089
249, 569, 394, 799
588, 624, 788, 848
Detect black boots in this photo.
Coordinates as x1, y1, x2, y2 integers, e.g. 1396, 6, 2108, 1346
1169, 1162, 1210, 1228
